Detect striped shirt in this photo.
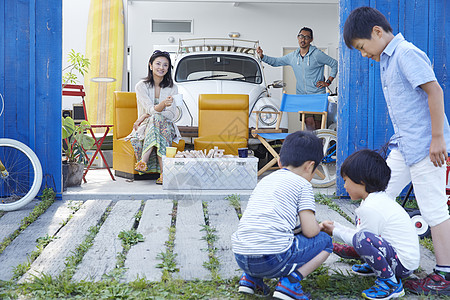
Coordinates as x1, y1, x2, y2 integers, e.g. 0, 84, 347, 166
231, 169, 316, 255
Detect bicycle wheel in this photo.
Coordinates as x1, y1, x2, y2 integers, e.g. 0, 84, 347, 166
0, 138, 43, 211
311, 129, 337, 188
408, 209, 431, 239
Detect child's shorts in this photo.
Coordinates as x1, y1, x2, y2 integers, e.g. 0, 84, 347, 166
234, 231, 332, 279
386, 149, 449, 227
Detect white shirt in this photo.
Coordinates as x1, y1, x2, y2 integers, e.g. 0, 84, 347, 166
333, 191, 420, 271
133, 80, 181, 141
231, 169, 315, 255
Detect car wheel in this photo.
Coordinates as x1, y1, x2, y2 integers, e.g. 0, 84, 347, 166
311, 129, 337, 188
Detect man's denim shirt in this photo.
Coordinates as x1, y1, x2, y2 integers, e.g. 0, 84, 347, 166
380, 33, 450, 166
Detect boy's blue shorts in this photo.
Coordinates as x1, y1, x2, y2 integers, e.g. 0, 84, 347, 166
234, 231, 332, 278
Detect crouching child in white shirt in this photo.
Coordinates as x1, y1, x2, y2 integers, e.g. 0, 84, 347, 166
320, 149, 420, 300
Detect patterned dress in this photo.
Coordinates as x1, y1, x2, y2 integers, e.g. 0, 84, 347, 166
130, 98, 176, 173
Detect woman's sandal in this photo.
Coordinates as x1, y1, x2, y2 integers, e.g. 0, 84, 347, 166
156, 175, 163, 185
134, 161, 148, 173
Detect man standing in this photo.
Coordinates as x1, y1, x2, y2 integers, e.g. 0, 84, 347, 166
257, 27, 338, 130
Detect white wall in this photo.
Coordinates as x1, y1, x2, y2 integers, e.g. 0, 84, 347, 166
62, 1, 339, 108
62, 0, 91, 110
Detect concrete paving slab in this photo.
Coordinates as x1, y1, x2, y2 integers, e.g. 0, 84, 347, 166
72, 200, 141, 282
124, 199, 173, 282
206, 199, 241, 279
19, 200, 111, 283
0, 200, 40, 242
0, 201, 73, 281
173, 199, 210, 280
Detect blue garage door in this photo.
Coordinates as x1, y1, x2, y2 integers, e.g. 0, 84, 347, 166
0, 0, 62, 196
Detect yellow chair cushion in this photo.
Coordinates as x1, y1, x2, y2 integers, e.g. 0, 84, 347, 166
195, 94, 249, 155
198, 94, 249, 139
195, 135, 247, 156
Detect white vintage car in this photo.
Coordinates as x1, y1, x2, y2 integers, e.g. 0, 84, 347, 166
172, 38, 287, 135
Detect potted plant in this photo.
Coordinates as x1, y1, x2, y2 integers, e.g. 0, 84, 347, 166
62, 49, 90, 86
62, 50, 90, 189
62, 116, 95, 187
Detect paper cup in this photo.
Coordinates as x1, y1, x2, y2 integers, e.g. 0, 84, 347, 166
166, 146, 177, 158
173, 94, 183, 106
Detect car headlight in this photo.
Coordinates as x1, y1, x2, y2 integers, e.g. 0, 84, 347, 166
258, 105, 278, 126
174, 106, 182, 123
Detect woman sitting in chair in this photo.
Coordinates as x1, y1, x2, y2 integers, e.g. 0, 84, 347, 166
127, 50, 181, 184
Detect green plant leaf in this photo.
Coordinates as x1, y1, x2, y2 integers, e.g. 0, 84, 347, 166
62, 49, 90, 86
62, 116, 75, 139
62, 116, 95, 163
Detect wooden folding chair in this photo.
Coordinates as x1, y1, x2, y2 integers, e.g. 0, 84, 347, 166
252, 93, 329, 176
62, 84, 115, 182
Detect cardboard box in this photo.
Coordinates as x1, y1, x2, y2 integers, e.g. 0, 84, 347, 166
86, 150, 113, 168
163, 156, 258, 190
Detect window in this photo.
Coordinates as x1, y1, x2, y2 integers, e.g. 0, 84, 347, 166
175, 54, 262, 84
151, 20, 192, 33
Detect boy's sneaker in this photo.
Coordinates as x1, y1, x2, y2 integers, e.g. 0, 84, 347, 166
362, 277, 405, 299
273, 271, 310, 300
333, 243, 361, 260
352, 263, 375, 276
238, 272, 270, 296
404, 269, 450, 296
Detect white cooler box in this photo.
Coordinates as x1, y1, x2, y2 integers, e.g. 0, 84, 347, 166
163, 156, 258, 190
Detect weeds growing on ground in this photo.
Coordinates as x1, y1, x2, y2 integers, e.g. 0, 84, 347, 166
156, 201, 179, 281
12, 234, 59, 280
315, 193, 354, 224
0, 188, 55, 255
201, 201, 220, 279
226, 194, 242, 219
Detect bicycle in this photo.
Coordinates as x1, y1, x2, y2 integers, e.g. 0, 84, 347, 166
0, 92, 43, 211
400, 159, 450, 239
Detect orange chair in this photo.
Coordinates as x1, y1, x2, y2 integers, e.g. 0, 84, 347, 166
194, 94, 248, 155
113, 91, 184, 179
62, 84, 115, 182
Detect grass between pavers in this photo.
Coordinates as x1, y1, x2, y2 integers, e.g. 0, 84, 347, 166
1, 193, 449, 299
0, 188, 55, 255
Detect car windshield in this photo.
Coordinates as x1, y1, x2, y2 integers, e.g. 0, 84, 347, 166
175, 54, 262, 84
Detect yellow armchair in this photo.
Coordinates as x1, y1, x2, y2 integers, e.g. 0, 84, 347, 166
194, 94, 248, 155
113, 92, 184, 179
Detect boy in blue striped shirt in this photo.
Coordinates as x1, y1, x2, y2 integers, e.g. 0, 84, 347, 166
231, 131, 333, 300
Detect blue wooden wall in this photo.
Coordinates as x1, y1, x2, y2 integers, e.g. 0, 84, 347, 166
0, 0, 62, 196
337, 0, 450, 196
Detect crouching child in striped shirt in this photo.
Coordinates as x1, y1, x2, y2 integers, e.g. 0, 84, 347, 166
231, 131, 333, 300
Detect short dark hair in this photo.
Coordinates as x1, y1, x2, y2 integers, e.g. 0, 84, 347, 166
340, 149, 391, 193
299, 27, 313, 39
279, 131, 323, 169
343, 6, 393, 49
144, 50, 174, 88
